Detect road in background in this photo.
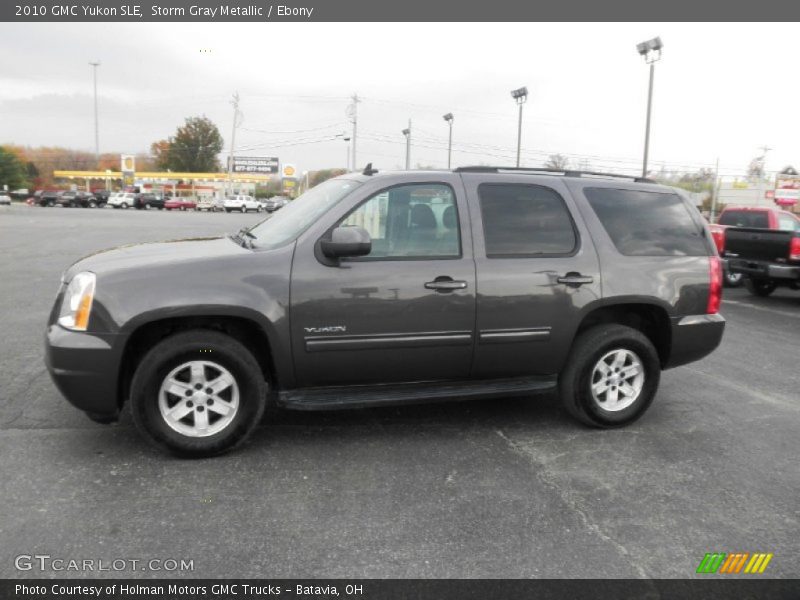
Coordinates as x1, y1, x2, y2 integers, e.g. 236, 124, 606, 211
0, 206, 798, 578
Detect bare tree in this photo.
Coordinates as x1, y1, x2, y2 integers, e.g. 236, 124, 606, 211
545, 154, 570, 170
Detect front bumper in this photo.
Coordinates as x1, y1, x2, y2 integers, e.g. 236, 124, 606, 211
45, 325, 123, 422
664, 313, 725, 369
727, 258, 800, 281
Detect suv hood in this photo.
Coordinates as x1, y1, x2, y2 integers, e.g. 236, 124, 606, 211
63, 236, 249, 280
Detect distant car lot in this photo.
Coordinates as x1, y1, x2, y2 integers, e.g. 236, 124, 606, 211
0, 204, 797, 578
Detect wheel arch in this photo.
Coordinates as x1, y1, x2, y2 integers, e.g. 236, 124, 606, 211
572, 299, 673, 367
117, 312, 282, 410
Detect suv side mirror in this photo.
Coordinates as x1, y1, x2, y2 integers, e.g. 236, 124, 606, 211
321, 226, 372, 258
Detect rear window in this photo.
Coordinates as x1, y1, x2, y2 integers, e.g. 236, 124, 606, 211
718, 210, 769, 228
584, 187, 707, 256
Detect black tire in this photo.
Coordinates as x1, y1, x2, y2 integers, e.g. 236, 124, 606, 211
121, 202, 128, 209
558, 324, 661, 428
744, 277, 776, 297
130, 330, 267, 457
241, 206, 246, 213
88, 200, 97, 208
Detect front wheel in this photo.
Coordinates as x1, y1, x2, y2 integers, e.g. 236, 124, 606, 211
130, 330, 267, 457
744, 277, 776, 297
121, 202, 128, 209
559, 324, 660, 428
241, 206, 246, 213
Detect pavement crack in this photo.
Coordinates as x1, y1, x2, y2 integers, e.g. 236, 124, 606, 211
495, 428, 654, 581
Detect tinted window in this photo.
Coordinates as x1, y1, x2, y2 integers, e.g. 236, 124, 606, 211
718, 210, 769, 228
478, 184, 576, 257
341, 184, 460, 259
585, 188, 706, 256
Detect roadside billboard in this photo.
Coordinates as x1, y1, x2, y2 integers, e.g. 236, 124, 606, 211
774, 173, 800, 206
229, 156, 279, 174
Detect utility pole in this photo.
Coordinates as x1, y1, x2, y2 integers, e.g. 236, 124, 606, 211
227, 92, 241, 196
402, 120, 411, 170
756, 145, 772, 206
347, 94, 360, 171
89, 61, 100, 167
710, 157, 719, 222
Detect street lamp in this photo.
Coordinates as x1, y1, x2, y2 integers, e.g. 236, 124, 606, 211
637, 36, 663, 178
402, 123, 411, 170
510, 87, 528, 167
336, 133, 351, 171
443, 113, 454, 169
89, 61, 100, 167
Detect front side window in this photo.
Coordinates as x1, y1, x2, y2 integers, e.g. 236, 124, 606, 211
585, 187, 707, 256
478, 183, 577, 257
340, 183, 460, 259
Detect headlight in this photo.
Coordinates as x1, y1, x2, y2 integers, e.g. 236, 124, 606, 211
58, 272, 96, 331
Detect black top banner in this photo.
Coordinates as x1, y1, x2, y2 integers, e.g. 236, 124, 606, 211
3, 0, 800, 21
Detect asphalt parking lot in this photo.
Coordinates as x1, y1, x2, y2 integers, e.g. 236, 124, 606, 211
0, 204, 798, 579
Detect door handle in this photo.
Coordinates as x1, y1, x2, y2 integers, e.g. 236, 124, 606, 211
425, 277, 468, 292
556, 273, 594, 286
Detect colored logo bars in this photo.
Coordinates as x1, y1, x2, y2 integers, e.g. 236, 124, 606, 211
696, 552, 773, 574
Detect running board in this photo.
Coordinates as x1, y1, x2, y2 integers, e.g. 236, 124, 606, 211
278, 376, 557, 411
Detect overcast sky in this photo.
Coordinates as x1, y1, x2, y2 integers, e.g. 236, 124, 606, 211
1, 22, 797, 178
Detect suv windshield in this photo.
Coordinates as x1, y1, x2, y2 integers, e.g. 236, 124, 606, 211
248, 178, 361, 250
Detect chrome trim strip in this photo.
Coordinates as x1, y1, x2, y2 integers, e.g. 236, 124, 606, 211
479, 327, 551, 343
677, 314, 725, 326
305, 331, 473, 352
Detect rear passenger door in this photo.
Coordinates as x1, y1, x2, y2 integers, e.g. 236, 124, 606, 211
461, 174, 601, 378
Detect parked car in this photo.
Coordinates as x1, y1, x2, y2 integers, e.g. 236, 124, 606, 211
0, 192, 11, 205
197, 197, 225, 212
223, 194, 262, 213
726, 224, 800, 297
91, 190, 111, 208
165, 197, 197, 211
57, 191, 98, 208
711, 206, 800, 287
35, 190, 61, 207
45, 166, 725, 456
107, 192, 137, 209
134, 193, 166, 210
262, 196, 289, 212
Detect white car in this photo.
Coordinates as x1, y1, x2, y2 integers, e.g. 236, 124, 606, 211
107, 192, 137, 209
223, 194, 262, 213
0, 193, 11, 205
197, 197, 225, 212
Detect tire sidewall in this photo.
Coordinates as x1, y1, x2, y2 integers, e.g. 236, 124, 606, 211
131, 332, 266, 456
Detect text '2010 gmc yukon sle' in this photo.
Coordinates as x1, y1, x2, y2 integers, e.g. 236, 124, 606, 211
45, 166, 725, 456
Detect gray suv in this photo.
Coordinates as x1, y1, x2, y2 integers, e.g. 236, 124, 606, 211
45, 166, 725, 456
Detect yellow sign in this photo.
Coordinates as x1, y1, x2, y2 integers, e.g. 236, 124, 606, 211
282, 164, 296, 177
121, 155, 135, 172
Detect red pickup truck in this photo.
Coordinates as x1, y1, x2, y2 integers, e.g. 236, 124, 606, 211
709, 206, 800, 286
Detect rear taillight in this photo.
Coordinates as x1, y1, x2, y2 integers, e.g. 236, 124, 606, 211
707, 256, 722, 314
790, 236, 800, 261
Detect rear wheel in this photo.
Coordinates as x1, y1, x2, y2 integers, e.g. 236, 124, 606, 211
744, 277, 776, 297
724, 270, 743, 287
241, 206, 246, 213
121, 202, 128, 209
88, 200, 97, 208
130, 330, 267, 457
559, 325, 660, 428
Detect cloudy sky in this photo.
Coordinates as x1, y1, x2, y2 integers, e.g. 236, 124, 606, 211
1, 22, 797, 178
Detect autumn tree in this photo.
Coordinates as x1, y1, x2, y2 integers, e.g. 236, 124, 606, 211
0, 146, 29, 190
152, 116, 224, 172
309, 168, 347, 187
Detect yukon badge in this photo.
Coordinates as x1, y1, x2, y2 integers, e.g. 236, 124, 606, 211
304, 326, 347, 334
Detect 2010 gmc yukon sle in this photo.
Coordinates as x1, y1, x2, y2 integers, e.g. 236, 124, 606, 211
45, 166, 726, 456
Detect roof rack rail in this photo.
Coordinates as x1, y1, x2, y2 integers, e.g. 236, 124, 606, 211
454, 166, 655, 184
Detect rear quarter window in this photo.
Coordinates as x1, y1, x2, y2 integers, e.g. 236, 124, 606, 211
584, 187, 707, 256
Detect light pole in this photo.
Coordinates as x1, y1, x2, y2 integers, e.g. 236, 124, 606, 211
336, 133, 351, 171
402, 121, 411, 170
637, 36, 663, 178
510, 87, 528, 168
443, 113, 454, 169
89, 61, 100, 167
